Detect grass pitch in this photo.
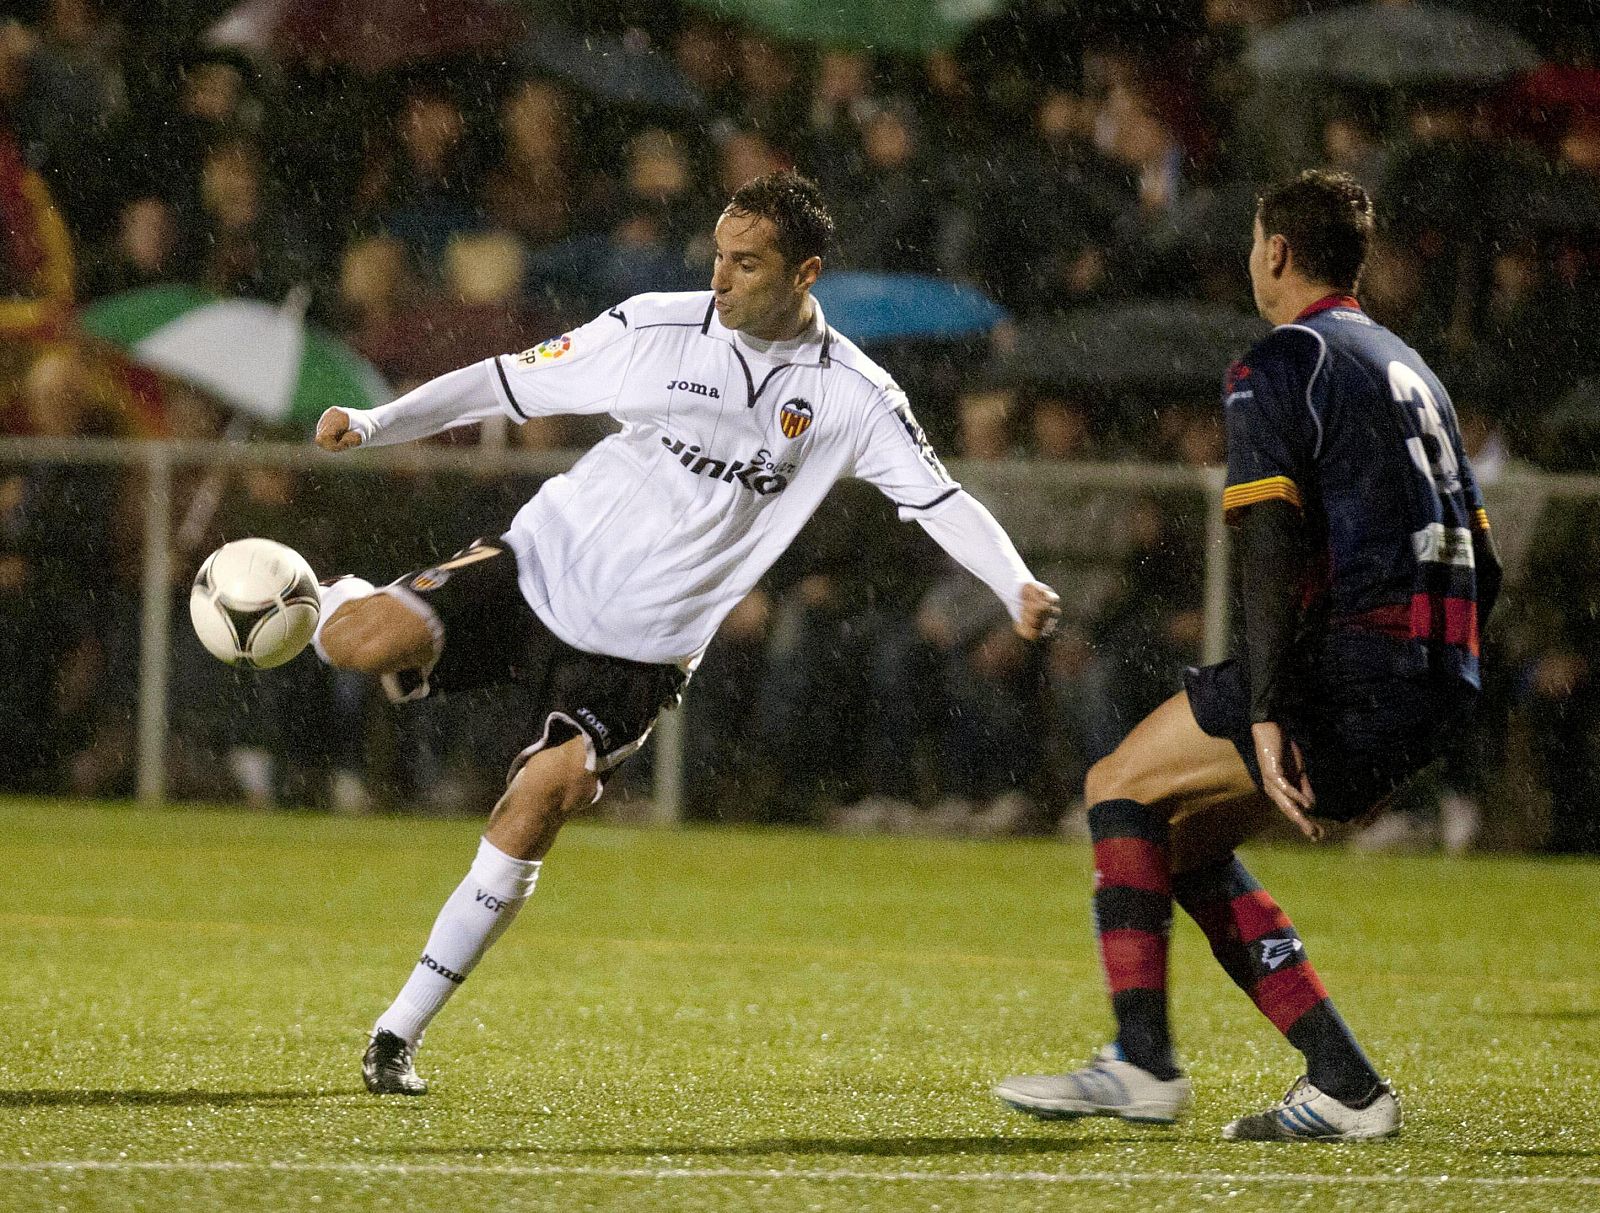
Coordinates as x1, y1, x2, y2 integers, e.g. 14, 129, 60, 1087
1, 800, 1596, 1212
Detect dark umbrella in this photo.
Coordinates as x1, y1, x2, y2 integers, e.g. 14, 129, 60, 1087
1246, 3, 1539, 88
519, 24, 706, 114
1001, 302, 1268, 392
207, 0, 526, 76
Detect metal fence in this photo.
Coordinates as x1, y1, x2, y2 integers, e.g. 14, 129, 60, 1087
0, 435, 1587, 830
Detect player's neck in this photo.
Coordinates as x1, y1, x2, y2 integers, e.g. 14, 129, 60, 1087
1266, 281, 1349, 327
740, 296, 816, 344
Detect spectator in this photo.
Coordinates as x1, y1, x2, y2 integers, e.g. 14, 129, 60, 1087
194, 135, 309, 300
0, 347, 121, 789
832, 97, 941, 272
364, 86, 481, 272
973, 85, 1130, 315
483, 79, 575, 251
1026, 390, 1096, 462
0, 118, 73, 402
956, 386, 1014, 459
82, 195, 181, 299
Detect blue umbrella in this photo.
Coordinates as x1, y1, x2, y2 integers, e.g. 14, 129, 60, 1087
814, 272, 1007, 345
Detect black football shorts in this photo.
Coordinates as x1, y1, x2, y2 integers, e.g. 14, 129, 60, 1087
382, 537, 685, 787
1185, 638, 1478, 823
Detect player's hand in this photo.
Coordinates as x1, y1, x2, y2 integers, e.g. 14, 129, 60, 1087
315, 407, 362, 451
1016, 581, 1061, 641
1250, 720, 1323, 842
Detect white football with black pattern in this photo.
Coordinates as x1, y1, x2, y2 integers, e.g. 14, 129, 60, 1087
190, 538, 320, 669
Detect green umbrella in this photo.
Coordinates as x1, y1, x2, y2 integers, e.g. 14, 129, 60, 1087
81, 284, 392, 430
684, 0, 1003, 53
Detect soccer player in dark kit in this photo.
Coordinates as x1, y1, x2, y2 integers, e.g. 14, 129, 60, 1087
994, 170, 1501, 1140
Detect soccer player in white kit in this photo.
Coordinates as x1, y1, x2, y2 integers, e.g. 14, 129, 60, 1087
312, 172, 1061, 1094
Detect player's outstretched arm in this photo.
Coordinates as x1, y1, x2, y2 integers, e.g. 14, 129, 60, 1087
912, 491, 1058, 640
315, 407, 363, 451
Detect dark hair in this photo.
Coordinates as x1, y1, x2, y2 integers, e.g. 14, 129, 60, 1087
725, 170, 835, 267
1256, 169, 1374, 292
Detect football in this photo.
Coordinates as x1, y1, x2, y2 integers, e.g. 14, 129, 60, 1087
190, 538, 321, 669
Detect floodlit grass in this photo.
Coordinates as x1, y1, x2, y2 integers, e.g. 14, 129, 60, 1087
1, 799, 1596, 1212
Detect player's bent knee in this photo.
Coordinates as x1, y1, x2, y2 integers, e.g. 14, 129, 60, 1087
502, 737, 598, 821
320, 596, 435, 674
1084, 753, 1127, 807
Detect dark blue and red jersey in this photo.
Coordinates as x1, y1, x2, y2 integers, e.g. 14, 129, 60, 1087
1220, 295, 1491, 688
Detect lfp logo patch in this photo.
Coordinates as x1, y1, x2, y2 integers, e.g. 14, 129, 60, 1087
516, 334, 572, 365
778, 398, 813, 439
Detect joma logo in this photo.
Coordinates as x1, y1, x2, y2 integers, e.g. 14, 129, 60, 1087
667, 379, 720, 398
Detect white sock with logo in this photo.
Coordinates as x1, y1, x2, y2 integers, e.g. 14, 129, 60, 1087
373, 837, 542, 1046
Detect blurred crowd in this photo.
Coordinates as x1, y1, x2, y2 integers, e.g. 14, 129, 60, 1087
2, 0, 1599, 852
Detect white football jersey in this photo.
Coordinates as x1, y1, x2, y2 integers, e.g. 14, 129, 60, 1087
341, 291, 1034, 666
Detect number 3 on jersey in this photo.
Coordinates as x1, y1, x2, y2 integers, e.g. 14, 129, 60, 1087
1389, 361, 1461, 495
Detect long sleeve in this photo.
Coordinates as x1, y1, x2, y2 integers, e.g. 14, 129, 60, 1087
341, 361, 506, 447
914, 490, 1035, 623
1236, 498, 1308, 722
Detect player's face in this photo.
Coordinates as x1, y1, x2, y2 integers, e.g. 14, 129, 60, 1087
1248, 215, 1271, 318
711, 210, 819, 341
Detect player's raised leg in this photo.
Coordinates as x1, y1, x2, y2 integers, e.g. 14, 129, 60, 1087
363, 735, 596, 1094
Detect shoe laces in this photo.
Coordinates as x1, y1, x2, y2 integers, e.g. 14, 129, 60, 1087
1275, 1075, 1316, 1108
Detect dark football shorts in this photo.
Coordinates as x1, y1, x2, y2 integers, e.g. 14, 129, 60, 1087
1185, 640, 1478, 823
380, 537, 685, 790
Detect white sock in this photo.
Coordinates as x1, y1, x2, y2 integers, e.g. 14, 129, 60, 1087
312, 577, 376, 662
373, 837, 542, 1047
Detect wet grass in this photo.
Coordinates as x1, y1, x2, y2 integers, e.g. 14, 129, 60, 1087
1, 799, 1596, 1212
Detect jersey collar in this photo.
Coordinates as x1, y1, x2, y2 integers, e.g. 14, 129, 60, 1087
704, 295, 834, 366
1294, 293, 1362, 321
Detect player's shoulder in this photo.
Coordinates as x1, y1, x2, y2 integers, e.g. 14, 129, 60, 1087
1246, 322, 1331, 373
608, 291, 714, 330
822, 327, 899, 399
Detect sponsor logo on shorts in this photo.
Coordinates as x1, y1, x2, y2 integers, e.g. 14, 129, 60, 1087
575, 707, 611, 744
778, 397, 813, 439
419, 952, 466, 984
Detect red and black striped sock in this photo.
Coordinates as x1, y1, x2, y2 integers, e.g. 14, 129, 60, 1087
1173, 856, 1380, 1103
1088, 798, 1179, 1080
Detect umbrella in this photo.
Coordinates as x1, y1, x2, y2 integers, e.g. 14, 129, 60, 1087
520, 25, 706, 114
207, 0, 526, 76
80, 285, 392, 429
813, 271, 1007, 345
1001, 302, 1268, 392
1246, 3, 1539, 88
683, 0, 1005, 54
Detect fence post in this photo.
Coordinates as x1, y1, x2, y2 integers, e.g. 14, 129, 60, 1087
136, 442, 174, 807
1201, 468, 1231, 665
651, 699, 685, 824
